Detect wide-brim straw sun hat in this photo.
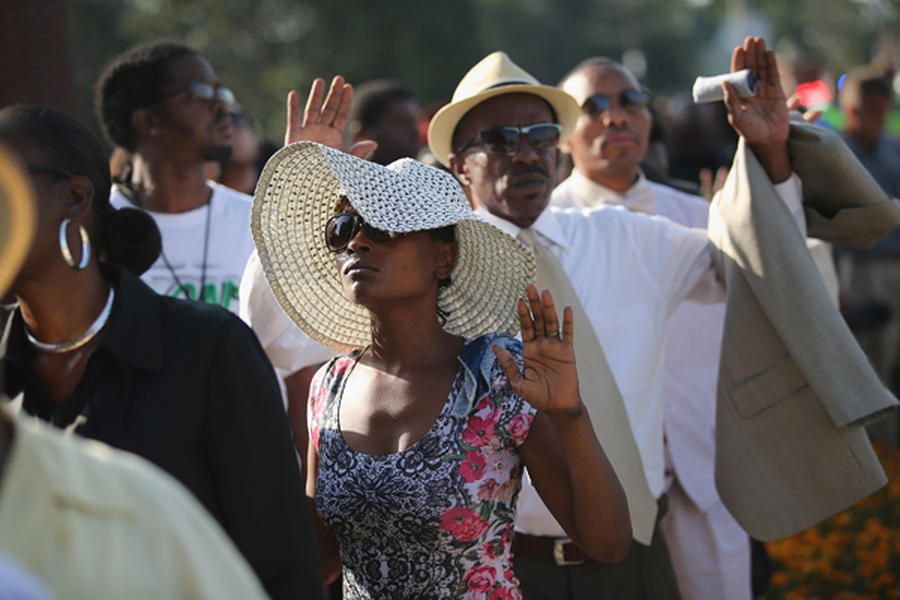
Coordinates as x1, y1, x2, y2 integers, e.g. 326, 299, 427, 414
0, 145, 36, 295
251, 141, 536, 352
427, 51, 580, 167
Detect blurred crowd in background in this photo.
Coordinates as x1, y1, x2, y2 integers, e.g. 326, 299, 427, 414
8, 0, 893, 442
1, 2, 899, 598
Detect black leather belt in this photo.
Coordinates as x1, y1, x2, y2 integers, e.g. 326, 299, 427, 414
512, 534, 593, 567
513, 498, 667, 567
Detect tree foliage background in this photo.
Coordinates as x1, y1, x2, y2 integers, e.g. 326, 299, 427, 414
66, 0, 899, 143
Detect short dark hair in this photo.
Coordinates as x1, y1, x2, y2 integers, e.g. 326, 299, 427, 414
557, 56, 623, 88
95, 41, 198, 151
349, 80, 415, 131
841, 66, 893, 107
0, 105, 161, 275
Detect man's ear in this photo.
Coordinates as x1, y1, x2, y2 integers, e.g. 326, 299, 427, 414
132, 108, 159, 142
449, 153, 470, 187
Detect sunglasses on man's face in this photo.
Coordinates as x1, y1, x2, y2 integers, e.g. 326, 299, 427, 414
581, 89, 651, 116
163, 81, 236, 107
325, 213, 406, 252
457, 123, 562, 155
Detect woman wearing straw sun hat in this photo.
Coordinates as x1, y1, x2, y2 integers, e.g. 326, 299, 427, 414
251, 77, 632, 599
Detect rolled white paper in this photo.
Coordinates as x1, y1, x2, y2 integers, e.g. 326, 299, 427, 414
692, 69, 759, 103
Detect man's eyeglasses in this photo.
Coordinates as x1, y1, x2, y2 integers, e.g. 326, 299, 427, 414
457, 123, 562, 155
26, 164, 75, 179
325, 213, 406, 252
581, 89, 651, 116
162, 81, 236, 107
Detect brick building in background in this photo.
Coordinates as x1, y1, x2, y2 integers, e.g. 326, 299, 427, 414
0, 0, 79, 117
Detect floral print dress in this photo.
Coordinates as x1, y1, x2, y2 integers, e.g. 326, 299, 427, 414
309, 333, 537, 599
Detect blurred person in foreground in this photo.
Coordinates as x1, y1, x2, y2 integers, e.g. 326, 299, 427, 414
431, 38, 898, 599
837, 69, 900, 431
0, 142, 267, 599
0, 105, 322, 600
552, 54, 836, 600
96, 41, 252, 313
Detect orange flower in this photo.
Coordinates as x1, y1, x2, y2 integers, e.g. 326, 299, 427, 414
762, 445, 899, 598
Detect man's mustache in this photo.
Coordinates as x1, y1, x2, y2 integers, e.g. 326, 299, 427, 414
508, 164, 550, 179
599, 125, 638, 143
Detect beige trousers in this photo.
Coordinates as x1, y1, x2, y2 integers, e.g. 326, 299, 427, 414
660, 478, 751, 600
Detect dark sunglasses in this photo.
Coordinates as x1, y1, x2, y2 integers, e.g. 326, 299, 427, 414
324, 213, 406, 252
26, 164, 75, 179
162, 81, 236, 107
457, 123, 562, 155
581, 89, 651, 116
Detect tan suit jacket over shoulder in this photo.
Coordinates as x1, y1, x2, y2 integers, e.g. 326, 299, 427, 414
707, 121, 900, 541
0, 410, 269, 600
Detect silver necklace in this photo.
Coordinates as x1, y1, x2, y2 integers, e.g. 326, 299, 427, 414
25, 288, 116, 353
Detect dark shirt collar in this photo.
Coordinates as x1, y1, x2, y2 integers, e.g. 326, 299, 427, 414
1, 265, 164, 375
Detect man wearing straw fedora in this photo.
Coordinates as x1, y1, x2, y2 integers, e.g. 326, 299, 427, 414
427, 38, 899, 599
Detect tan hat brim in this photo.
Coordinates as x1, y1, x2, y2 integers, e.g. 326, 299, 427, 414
0, 146, 36, 295
427, 84, 580, 167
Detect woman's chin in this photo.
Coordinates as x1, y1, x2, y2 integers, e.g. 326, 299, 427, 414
343, 282, 378, 307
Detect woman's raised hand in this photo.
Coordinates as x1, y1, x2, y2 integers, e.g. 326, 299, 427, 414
493, 285, 582, 416
283, 75, 377, 158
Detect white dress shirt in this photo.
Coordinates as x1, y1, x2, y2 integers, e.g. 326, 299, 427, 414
481, 169, 803, 538
555, 170, 725, 513
239, 250, 336, 406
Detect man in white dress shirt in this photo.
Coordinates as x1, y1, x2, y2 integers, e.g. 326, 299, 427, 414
429, 39, 805, 599
551, 57, 841, 600
552, 56, 749, 600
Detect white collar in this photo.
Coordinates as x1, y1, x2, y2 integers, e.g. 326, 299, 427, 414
565, 169, 656, 214
474, 205, 570, 251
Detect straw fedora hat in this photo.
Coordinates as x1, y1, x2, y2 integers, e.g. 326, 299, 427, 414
427, 51, 580, 167
0, 145, 36, 295
251, 142, 535, 352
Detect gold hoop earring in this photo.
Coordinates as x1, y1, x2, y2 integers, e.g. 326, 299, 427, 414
58, 218, 91, 271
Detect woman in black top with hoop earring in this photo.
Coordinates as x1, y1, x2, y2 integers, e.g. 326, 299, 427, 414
0, 105, 323, 600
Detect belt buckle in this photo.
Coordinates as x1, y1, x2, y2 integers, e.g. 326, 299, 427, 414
553, 539, 584, 567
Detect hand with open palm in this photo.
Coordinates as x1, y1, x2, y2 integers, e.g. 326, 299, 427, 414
723, 37, 791, 182
283, 75, 377, 158
493, 285, 582, 416
723, 37, 789, 146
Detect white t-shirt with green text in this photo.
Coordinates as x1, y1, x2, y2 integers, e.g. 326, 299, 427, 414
110, 182, 253, 314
